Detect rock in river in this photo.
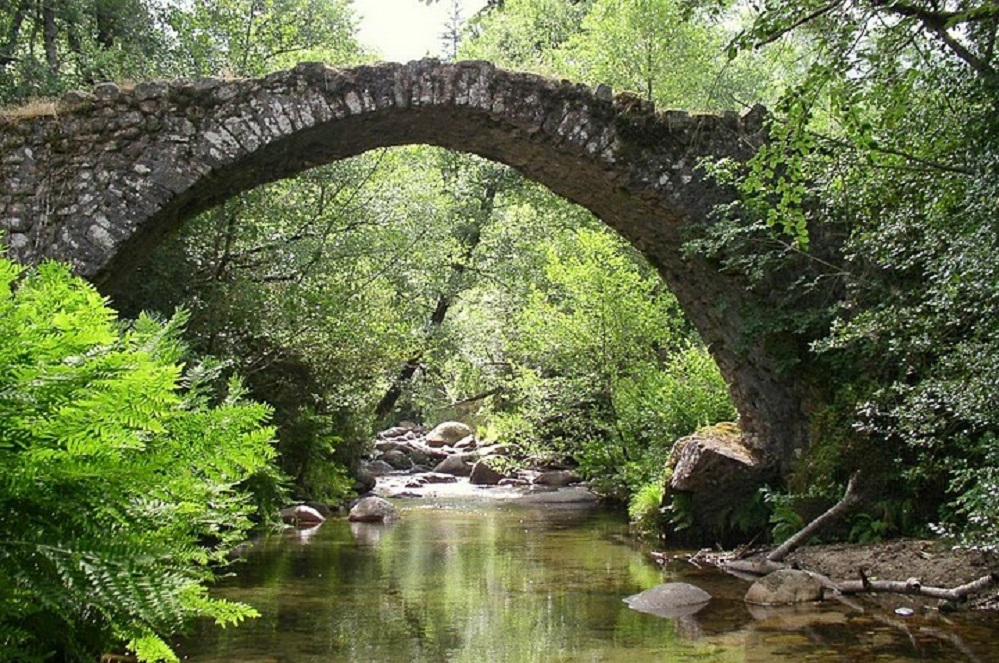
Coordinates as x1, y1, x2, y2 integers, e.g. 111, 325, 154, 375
426, 421, 474, 448
349, 496, 400, 523
469, 458, 506, 485
434, 454, 472, 477
534, 469, 581, 487
279, 504, 326, 527
745, 569, 825, 605
624, 582, 711, 618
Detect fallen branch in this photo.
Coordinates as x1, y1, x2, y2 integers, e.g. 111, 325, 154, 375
838, 572, 999, 601
767, 471, 864, 563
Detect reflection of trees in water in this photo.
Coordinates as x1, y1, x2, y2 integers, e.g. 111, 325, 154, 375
179, 505, 688, 661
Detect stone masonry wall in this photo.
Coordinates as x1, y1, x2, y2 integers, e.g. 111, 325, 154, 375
0, 59, 805, 472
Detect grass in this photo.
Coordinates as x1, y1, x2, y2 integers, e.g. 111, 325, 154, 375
1, 99, 57, 123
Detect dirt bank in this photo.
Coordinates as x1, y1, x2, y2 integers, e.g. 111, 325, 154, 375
760, 538, 998, 609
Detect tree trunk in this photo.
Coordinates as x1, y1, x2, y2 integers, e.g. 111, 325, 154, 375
373, 179, 498, 420
42, 0, 59, 75
838, 572, 999, 601
0, 0, 29, 70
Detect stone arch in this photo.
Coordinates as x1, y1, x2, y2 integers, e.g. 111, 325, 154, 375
0, 59, 804, 473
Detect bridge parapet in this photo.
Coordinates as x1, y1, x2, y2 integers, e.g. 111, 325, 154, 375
0, 59, 764, 281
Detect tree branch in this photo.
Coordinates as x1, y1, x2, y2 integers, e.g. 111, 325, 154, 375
810, 130, 973, 176
746, 2, 843, 50
838, 571, 999, 600
870, 1, 999, 78
768, 471, 864, 563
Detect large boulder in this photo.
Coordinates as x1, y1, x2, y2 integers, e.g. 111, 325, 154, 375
745, 569, 825, 605
426, 421, 474, 448
469, 458, 506, 485
434, 455, 472, 477
353, 465, 377, 494
670, 424, 763, 492
534, 469, 581, 487
624, 582, 711, 618
408, 448, 433, 467
362, 459, 395, 476
279, 504, 326, 527
665, 424, 771, 547
349, 496, 400, 523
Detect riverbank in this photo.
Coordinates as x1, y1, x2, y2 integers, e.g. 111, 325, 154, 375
678, 538, 998, 611
786, 539, 997, 609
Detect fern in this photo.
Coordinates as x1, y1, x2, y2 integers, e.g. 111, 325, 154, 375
0, 258, 276, 661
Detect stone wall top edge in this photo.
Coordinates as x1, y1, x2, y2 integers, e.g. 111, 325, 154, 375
0, 59, 768, 139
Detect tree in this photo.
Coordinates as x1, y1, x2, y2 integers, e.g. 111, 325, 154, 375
0, 0, 170, 102
460, 0, 593, 71
0, 258, 276, 662
492, 226, 734, 499
165, 0, 363, 78
694, 0, 999, 545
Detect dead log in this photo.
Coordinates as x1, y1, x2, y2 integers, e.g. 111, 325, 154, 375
767, 471, 863, 563
838, 572, 999, 601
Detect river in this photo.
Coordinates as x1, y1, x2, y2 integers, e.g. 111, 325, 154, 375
175, 494, 998, 662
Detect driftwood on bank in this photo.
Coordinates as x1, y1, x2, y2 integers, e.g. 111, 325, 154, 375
718, 556, 998, 603
838, 571, 999, 601
719, 471, 864, 577
705, 470, 999, 603
767, 471, 864, 563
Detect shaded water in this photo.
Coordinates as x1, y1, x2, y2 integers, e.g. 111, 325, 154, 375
176, 497, 998, 662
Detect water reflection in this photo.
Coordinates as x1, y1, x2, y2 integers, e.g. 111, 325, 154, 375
176, 499, 999, 662
348, 520, 395, 546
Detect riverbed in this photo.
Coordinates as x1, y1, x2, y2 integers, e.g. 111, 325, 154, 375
175, 492, 998, 662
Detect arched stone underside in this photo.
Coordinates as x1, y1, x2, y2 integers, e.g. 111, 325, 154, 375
0, 59, 803, 474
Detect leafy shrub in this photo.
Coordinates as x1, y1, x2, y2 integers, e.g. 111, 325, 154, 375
0, 259, 276, 662
628, 477, 666, 540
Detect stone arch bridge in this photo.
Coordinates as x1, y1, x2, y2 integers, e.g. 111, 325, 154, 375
0, 59, 804, 475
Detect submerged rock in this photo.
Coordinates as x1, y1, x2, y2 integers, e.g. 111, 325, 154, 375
417, 472, 459, 484
745, 569, 825, 605
624, 582, 711, 618
349, 496, 400, 523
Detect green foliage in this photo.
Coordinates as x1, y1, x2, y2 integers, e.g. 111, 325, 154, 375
461, 0, 592, 72
165, 0, 363, 78
479, 226, 734, 501
0, 0, 172, 103
689, 0, 999, 547
942, 435, 999, 552
0, 258, 276, 661
627, 477, 666, 540
762, 488, 804, 545
463, 0, 799, 110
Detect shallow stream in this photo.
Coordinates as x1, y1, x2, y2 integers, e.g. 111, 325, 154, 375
175, 494, 998, 662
